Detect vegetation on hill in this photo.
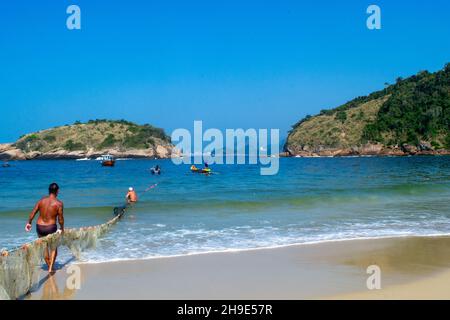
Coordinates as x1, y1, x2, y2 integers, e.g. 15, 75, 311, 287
286, 63, 450, 151
362, 64, 450, 147
287, 96, 387, 148
14, 120, 171, 153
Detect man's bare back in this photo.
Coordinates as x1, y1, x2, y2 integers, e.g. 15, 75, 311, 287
25, 183, 64, 273
35, 196, 64, 225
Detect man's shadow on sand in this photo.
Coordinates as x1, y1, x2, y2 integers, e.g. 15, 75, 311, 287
24, 257, 77, 300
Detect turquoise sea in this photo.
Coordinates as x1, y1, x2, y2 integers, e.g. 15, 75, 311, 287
1, 157, 450, 263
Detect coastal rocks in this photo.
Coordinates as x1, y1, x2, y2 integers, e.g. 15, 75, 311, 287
380, 147, 405, 156
32, 150, 83, 160
286, 143, 381, 157
0, 144, 11, 153
284, 145, 303, 156
401, 144, 418, 154
278, 151, 290, 157
285, 142, 450, 158
418, 141, 432, 151
156, 145, 170, 158
0, 144, 180, 160
101, 145, 177, 159
25, 152, 42, 159
0, 144, 26, 160
104, 148, 155, 159
358, 143, 384, 155
436, 149, 450, 155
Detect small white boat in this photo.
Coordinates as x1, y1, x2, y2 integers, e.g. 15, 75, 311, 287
76, 157, 91, 161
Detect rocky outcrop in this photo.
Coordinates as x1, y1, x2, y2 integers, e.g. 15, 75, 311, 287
0, 145, 181, 160
285, 64, 450, 158
0, 120, 182, 160
0, 144, 26, 160
286, 143, 450, 157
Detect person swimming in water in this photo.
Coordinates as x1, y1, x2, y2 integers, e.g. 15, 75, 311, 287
25, 183, 64, 274
126, 187, 138, 203
151, 165, 161, 175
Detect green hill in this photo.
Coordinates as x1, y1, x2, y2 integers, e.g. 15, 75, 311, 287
13, 119, 172, 155
285, 63, 450, 156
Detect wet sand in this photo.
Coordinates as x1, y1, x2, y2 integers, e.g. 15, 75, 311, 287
27, 236, 450, 300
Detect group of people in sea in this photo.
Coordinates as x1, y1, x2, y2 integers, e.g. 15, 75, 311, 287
23, 162, 212, 274
23, 182, 138, 274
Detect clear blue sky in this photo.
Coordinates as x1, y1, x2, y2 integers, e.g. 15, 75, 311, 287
0, 0, 449, 142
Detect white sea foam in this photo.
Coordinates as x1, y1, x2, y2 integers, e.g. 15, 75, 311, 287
77, 232, 450, 265
76, 221, 450, 264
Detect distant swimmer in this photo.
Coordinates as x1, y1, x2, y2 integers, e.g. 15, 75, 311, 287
25, 183, 64, 274
126, 187, 138, 203
151, 165, 161, 175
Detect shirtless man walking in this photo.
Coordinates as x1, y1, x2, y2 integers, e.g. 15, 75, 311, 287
25, 183, 64, 274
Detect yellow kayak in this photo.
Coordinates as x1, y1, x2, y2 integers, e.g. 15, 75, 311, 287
190, 165, 211, 174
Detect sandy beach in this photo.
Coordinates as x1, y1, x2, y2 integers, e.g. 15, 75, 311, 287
25, 235, 450, 300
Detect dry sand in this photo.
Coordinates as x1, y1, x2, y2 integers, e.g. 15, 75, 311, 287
26, 236, 450, 300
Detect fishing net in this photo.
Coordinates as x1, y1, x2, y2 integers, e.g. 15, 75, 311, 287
0, 205, 126, 300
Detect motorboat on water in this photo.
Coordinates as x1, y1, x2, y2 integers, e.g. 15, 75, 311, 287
100, 155, 115, 167
95, 155, 112, 161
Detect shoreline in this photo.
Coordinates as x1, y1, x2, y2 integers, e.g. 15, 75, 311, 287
3, 150, 450, 161
287, 152, 450, 158
0, 155, 174, 161
26, 235, 450, 300
67, 233, 450, 265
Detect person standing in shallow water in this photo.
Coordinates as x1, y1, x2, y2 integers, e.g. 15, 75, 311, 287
25, 183, 64, 274
126, 187, 138, 203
